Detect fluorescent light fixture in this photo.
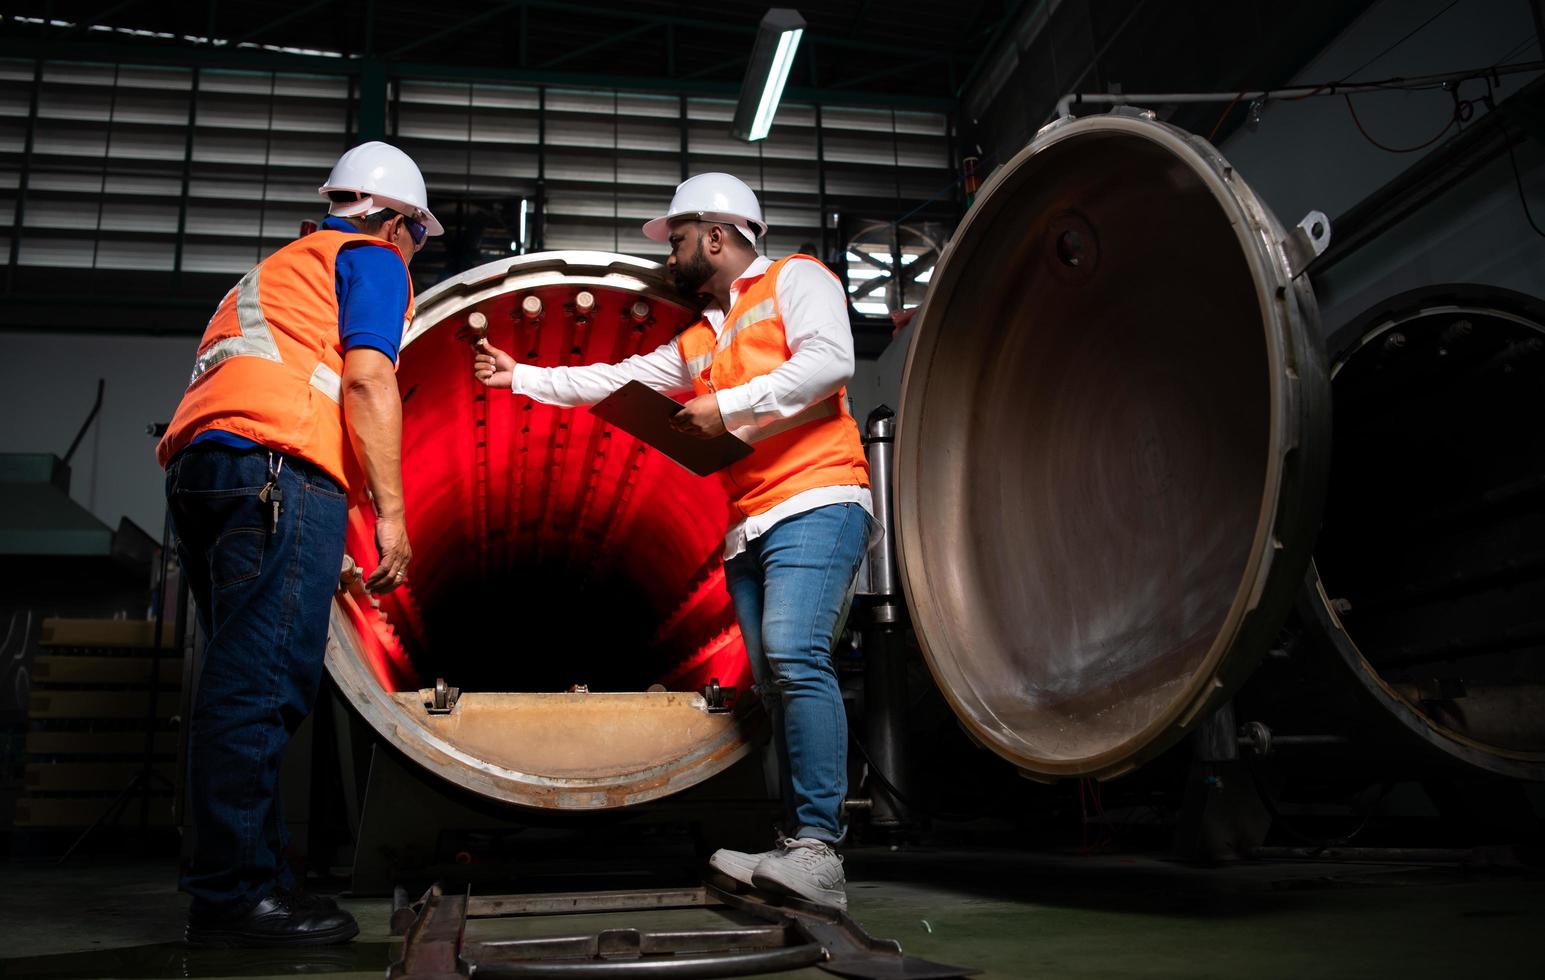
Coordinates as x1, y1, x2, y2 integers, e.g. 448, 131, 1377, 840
731, 8, 806, 142
518, 198, 529, 246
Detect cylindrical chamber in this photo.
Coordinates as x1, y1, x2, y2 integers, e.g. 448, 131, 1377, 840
326, 252, 763, 810
1301, 285, 1545, 781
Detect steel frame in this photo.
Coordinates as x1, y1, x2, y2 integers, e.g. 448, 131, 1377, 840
387, 880, 977, 978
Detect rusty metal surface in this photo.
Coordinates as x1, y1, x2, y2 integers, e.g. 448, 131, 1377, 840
327, 608, 766, 809
895, 111, 1331, 780
389, 885, 470, 980
468, 888, 718, 918
392, 692, 746, 778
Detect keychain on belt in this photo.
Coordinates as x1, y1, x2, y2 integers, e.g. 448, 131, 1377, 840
258, 453, 284, 535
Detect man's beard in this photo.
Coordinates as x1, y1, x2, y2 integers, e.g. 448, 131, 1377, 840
671, 239, 712, 301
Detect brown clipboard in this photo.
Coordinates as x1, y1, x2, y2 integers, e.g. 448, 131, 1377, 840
590, 381, 753, 477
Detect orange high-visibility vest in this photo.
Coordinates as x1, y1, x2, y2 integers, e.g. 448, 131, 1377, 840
156, 230, 414, 492
677, 254, 869, 520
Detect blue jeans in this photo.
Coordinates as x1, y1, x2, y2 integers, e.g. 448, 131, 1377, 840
166, 445, 348, 916
723, 503, 871, 844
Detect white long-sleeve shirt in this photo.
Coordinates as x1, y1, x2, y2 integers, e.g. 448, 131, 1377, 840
510, 254, 873, 558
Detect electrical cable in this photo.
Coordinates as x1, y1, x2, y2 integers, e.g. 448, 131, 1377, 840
1194, 0, 1470, 142
1206, 92, 1244, 142
1344, 92, 1458, 153
1336, 0, 1463, 84
1475, 72, 1545, 240
1495, 35, 1537, 67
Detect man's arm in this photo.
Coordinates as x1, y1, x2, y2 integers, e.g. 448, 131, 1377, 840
475, 338, 694, 406
342, 347, 411, 593
714, 258, 855, 432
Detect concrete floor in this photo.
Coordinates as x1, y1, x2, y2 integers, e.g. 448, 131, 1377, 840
1, 848, 1542, 979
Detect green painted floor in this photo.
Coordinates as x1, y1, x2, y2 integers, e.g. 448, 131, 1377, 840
2, 849, 1542, 979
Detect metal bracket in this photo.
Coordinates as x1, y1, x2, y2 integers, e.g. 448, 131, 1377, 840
425, 677, 460, 715
1282, 210, 1331, 279
701, 678, 736, 713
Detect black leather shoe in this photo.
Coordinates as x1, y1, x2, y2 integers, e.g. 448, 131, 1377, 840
186, 893, 358, 948
276, 885, 340, 913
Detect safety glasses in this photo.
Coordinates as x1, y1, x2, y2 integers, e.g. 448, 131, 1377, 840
403, 215, 428, 246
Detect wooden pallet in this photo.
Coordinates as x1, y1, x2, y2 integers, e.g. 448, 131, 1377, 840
14, 617, 182, 829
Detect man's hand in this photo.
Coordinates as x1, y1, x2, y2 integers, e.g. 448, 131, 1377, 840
366, 514, 412, 594
670, 392, 726, 439
474, 340, 516, 389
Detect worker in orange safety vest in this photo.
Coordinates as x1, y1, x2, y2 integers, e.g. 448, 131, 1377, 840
476, 172, 871, 911
157, 142, 440, 947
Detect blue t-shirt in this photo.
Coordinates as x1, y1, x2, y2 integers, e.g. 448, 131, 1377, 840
192, 216, 411, 452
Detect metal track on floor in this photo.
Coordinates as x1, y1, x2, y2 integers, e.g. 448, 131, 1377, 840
387, 878, 977, 978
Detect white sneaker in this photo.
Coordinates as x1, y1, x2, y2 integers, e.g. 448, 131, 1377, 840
708, 845, 778, 887
751, 838, 847, 911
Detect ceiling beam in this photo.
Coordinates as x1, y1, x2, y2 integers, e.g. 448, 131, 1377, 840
386, 0, 527, 58
228, 0, 337, 48
62, 0, 147, 37
953, 0, 1041, 101
0, 36, 956, 109
540, 21, 656, 71
829, 53, 954, 92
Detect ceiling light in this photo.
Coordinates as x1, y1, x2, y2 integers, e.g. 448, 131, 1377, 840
731, 8, 806, 142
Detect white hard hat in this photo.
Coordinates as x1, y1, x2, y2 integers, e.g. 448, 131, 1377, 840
643, 172, 765, 243
319, 141, 443, 237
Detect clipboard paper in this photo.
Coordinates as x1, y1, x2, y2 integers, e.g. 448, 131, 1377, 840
590, 381, 753, 477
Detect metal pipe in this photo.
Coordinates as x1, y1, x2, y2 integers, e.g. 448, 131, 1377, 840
1053, 61, 1545, 120
859, 406, 909, 830
858, 408, 899, 608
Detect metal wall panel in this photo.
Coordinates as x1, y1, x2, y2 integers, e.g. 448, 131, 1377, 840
3, 56, 952, 313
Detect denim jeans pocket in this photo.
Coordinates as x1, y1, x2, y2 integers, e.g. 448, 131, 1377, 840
303, 477, 345, 501
212, 526, 265, 589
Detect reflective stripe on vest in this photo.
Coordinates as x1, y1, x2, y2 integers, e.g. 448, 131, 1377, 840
716, 297, 776, 351
189, 266, 281, 382
156, 230, 412, 488
186, 264, 343, 404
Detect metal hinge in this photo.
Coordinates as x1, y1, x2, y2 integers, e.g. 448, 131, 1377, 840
701, 678, 736, 713
425, 677, 460, 715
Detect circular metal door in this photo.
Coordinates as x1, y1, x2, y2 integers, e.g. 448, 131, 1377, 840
896, 111, 1332, 780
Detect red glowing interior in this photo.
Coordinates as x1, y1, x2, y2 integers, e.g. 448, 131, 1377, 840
341, 279, 750, 698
